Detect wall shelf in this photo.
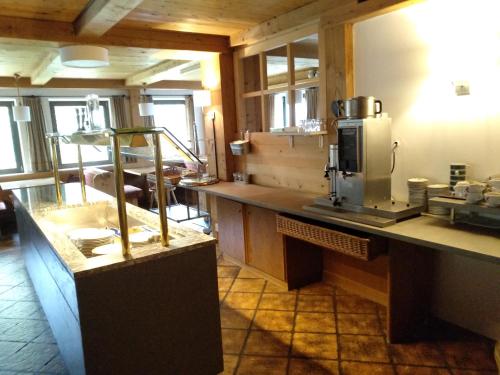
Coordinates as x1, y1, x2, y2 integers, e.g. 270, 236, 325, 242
269, 130, 327, 148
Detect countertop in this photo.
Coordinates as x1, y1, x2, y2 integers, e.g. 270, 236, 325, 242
13, 183, 216, 277
1, 177, 56, 190
192, 182, 500, 263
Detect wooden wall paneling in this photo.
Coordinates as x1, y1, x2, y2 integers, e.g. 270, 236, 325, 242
243, 54, 261, 93
284, 236, 323, 290
318, 22, 354, 123
244, 97, 263, 133
323, 251, 389, 306
259, 52, 270, 132
128, 88, 143, 127
245, 205, 285, 280
216, 197, 246, 262
233, 51, 246, 135
286, 43, 296, 127
218, 51, 237, 181
241, 132, 328, 194
387, 239, 434, 343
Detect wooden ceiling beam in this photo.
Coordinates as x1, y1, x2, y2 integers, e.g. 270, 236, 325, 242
30, 52, 61, 85
74, 0, 144, 37
0, 15, 230, 53
230, 0, 418, 47
125, 60, 192, 86
0, 77, 202, 90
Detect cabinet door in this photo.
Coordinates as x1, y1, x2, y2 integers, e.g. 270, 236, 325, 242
216, 197, 246, 262
245, 205, 285, 280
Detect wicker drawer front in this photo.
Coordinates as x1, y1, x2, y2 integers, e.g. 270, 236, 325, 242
276, 215, 372, 260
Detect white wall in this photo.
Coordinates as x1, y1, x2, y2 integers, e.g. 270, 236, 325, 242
354, 0, 500, 201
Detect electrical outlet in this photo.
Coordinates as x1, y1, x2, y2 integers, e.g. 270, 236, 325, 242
215, 223, 219, 232
453, 80, 470, 96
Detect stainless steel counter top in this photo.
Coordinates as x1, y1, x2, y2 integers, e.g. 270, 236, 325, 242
192, 182, 500, 263
13, 183, 216, 277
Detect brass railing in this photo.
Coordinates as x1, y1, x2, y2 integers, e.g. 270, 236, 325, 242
46, 127, 203, 256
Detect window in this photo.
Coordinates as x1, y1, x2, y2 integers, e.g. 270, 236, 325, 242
49, 100, 112, 168
0, 101, 23, 174
153, 98, 190, 149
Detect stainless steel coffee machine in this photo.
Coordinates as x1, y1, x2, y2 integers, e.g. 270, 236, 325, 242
304, 116, 422, 227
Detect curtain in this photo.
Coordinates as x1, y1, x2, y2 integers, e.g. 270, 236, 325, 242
305, 87, 319, 119
143, 95, 155, 128
23, 96, 51, 172
111, 96, 128, 129
185, 95, 196, 153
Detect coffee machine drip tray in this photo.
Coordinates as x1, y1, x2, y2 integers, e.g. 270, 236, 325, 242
303, 196, 423, 228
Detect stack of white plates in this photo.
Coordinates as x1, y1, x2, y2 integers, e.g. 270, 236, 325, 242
427, 184, 450, 215
408, 178, 428, 207
68, 228, 115, 256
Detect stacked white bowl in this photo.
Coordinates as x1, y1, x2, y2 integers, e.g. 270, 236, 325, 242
427, 184, 450, 215
485, 178, 500, 207
408, 178, 428, 208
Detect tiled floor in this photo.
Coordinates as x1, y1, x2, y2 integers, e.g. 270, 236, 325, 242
216, 258, 498, 375
0, 235, 497, 375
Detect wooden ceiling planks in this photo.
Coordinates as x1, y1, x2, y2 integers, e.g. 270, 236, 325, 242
119, 0, 317, 35
0, 0, 89, 22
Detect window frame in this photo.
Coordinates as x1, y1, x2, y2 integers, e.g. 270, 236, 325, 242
152, 98, 192, 150
0, 101, 24, 175
49, 100, 112, 169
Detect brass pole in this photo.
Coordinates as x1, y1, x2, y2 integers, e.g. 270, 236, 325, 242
111, 135, 130, 256
153, 133, 169, 247
77, 144, 86, 203
49, 137, 62, 206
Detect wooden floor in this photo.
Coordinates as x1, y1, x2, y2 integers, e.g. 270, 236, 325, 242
0, 235, 497, 374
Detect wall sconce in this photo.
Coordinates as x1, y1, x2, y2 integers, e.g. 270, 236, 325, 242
13, 74, 31, 123
138, 82, 155, 117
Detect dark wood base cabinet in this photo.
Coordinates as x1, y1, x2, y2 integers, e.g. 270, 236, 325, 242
16, 204, 223, 375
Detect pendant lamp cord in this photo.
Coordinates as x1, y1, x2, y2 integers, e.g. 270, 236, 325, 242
14, 73, 22, 105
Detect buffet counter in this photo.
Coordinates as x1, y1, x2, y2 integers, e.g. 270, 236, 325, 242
13, 183, 222, 375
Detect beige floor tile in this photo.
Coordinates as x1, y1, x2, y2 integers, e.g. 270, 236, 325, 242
222, 329, 247, 354
390, 342, 447, 367
439, 341, 497, 371
337, 313, 381, 335
292, 332, 338, 359
341, 361, 394, 375
299, 282, 335, 296
218, 278, 235, 292
450, 369, 498, 375
297, 295, 334, 312
219, 291, 227, 302
295, 312, 336, 334
236, 268, 261, 279
289, 358, 339, 375
244, 330, 291, 356
218, 257, 237, 266
264, 282, 296, 294
231, 278, 266, 293
236, 356, 288, 375
220, 308, 255, 329
336, 295, 378, 314
223, 292, 261, 310
218, 266, 241, 278
220, 354, 239, 375
258, 293, 296, 311
252, 310, 294, 332
396, 365, 452, 375
339, 335, 390, 363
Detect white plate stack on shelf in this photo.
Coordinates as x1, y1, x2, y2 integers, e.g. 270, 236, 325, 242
427, 184, 450, 215
408, 178, 428, 208
68, 228, 115, 256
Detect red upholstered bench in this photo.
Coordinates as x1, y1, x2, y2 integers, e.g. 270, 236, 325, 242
83, 167, 143, 206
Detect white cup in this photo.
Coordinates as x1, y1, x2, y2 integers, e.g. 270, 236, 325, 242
484, 192, 500, 207
488, 178, 500, 190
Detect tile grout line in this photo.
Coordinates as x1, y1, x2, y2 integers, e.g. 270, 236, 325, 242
231, 276, 267, 375
375, 305, 398, 374
332, 288, 343, 375
285, 288, 299, 375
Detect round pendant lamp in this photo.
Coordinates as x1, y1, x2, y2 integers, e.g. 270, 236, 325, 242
60, 45, 109, 68
13, 74, 31, 123
138, 83, 155, 117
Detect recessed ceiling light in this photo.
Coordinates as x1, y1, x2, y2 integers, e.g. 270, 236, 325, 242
59, 45, 109, 68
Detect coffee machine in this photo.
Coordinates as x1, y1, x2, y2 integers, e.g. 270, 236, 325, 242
304, 116, 422, 227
